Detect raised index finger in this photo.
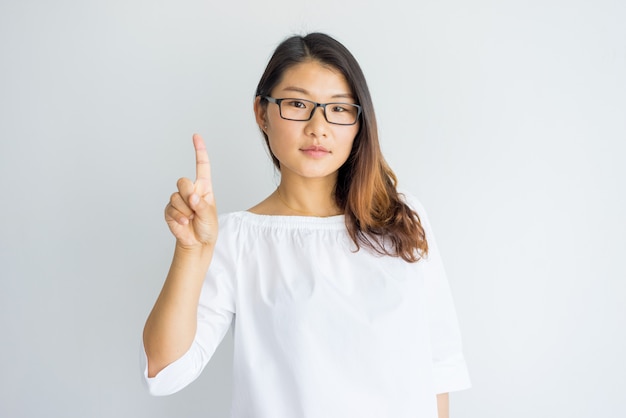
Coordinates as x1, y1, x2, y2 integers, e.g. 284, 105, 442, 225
192, 133, 213, 197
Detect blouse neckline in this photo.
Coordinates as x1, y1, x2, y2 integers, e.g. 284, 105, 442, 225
229, 211, 347, 230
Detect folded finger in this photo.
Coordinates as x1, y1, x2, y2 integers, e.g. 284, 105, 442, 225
165, 202, 192, 226
169, 192, 194, 218
176, 177, 195, 202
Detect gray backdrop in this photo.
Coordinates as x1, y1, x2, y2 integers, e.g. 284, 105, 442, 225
1, 0, 625, 417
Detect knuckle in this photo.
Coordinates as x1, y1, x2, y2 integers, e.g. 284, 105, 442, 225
164, 206, 176, 219
176, 177, 188, 190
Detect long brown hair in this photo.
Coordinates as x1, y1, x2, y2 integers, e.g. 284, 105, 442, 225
255, 33, 428, 262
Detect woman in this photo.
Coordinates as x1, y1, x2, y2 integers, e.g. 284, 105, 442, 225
142, 33, 470, 418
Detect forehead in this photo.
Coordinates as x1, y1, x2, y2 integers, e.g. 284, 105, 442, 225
273, 60, 353, 99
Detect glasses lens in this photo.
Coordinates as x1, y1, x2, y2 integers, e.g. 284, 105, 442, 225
279, 99, 315, 121
325, 103, 359, 125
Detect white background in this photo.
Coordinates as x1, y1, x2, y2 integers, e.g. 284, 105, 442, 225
1, 1, 625, 417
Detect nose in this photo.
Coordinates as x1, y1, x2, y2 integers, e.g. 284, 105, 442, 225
305, 104, 329, 136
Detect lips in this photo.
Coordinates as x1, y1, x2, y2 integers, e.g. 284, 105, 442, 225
300, 145, 330, 152
300, 145, 331, 158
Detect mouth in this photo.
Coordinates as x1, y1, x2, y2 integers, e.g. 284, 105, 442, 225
300, 145, 330, 152
300, 145, 331, 158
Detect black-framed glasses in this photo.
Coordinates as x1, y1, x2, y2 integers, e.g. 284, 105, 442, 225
262, 96, 362, 126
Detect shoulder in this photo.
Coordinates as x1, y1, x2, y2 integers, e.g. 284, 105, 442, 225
396, 189, 437, 241
214, 211, 250, 247
397, 188, 428, 218
217, 211, 246, 225
210, 212, 251, 269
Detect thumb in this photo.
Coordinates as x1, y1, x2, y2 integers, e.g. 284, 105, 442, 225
188, 193, 215, 222
189, 193, 201, 207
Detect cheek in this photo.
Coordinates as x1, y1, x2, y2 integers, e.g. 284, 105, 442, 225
339, 130, 358, 156
268, 115, 296, 137
266, 131, 292, 160
340, 142, 356, 163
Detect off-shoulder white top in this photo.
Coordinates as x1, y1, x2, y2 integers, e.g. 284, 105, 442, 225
141, 195, 470, 418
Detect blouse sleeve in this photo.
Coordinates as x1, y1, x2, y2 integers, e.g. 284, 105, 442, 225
405, 193, 472, 393
140, 216, 238, 396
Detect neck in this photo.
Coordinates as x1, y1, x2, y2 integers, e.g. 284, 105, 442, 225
275, 178, 341, 217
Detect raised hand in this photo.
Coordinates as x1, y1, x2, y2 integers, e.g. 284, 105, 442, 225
164, 134, 218, 249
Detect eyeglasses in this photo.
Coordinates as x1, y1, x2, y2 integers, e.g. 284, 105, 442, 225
262, 96, 362, 126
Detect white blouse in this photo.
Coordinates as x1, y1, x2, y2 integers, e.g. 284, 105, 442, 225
141, 195, 471, 418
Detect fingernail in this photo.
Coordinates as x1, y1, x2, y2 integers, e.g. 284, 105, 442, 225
179, 217, 188, 225
190, 194, 200, 205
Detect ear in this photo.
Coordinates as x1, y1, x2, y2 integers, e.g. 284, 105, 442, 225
254, 96, 268, 131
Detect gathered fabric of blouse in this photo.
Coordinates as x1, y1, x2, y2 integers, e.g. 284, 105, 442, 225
141, 195, 471, 418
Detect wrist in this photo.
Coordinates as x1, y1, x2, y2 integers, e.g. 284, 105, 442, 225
169, 243, 214, 280
174, 241, 215, 260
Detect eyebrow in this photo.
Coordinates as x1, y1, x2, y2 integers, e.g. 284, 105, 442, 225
280, 86, 354, 100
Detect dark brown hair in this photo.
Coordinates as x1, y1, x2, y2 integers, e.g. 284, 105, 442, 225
255, 33, 428, 262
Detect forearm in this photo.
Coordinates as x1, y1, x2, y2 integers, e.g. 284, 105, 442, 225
143, 244, 214, 377
437, 393, 449, 418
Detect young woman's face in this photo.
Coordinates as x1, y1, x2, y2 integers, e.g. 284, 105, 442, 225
257, 60, 360, 183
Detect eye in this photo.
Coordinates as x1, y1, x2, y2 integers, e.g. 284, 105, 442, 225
285, 99, 308, 109
330, 104, 356, 114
